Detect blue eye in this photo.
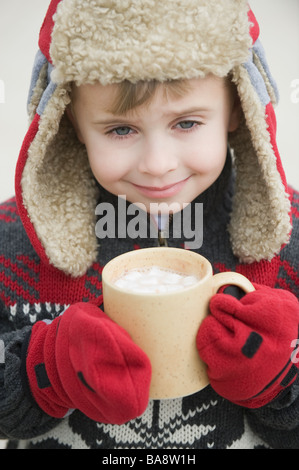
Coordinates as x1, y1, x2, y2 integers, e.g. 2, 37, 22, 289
178, 121, 196, 129
114, 126, 131, 136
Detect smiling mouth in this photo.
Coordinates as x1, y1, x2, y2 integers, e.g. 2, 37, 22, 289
132, 177, 191, 198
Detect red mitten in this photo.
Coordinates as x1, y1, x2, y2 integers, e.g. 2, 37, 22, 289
196, 285, 299, 408
25, 303, 151, 424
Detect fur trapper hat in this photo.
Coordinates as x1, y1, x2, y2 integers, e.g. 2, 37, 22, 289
15, 0, 292, 277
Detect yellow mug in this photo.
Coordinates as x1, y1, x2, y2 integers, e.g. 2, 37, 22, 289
102, 247, 255, 399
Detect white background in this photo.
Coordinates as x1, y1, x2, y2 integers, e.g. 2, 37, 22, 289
0, 0, 298, 449
0, 0, 298, 204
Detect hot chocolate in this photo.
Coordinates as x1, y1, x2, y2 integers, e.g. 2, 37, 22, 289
114, 266, 199, 294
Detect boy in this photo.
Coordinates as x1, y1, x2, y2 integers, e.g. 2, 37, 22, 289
0, 0, 298, 449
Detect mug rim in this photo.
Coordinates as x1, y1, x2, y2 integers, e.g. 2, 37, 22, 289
102, 247, 213, 297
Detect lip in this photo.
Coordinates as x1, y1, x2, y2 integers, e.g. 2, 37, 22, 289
132, 176, 191, 199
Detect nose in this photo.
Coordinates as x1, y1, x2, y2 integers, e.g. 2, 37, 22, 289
137, 138, 178, 177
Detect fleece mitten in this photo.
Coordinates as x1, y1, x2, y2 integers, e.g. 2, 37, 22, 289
25, 302, 151, 424
197, 285, 299, 408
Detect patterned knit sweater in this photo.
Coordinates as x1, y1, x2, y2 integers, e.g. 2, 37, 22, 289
0, 161, 299, 449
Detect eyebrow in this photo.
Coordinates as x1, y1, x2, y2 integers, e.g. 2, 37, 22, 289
165, 107, 213, 116
92, 118, 130, 125
91, 107, 213, 125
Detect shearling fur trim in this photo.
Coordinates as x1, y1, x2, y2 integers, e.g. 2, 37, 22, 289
50, 0, 252, 86
21, 85, 99, 277
228, 65, 291, 262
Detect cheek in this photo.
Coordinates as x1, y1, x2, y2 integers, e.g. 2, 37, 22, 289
84, 139, 130, 183
188, 140, 227, 175
88, 153, 124, 184
191, 120, 228, 173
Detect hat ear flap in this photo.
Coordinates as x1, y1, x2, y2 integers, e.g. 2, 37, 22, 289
227, 8, 291, 263
228, 63, 291, 263
18, 59, 100, 277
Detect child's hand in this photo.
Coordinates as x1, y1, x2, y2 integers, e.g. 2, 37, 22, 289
25, 303, 151, 424
196, 285, 299, 408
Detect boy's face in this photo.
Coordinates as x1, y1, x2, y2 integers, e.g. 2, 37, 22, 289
69, 76, 240, 213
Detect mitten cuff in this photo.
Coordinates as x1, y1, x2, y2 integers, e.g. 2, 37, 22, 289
24, 318, 73, 419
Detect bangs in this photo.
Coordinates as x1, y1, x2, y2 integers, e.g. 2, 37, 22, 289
109, 80, 192, 115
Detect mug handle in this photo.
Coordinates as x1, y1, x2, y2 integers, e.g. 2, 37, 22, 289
212, 272, 255, 296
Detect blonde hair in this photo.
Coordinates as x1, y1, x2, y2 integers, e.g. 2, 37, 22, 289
108, 80, 192, 115
107, 76, 236, 115
70, 76, 235, 117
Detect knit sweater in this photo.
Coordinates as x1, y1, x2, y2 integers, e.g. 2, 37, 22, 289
0, 158, 299, 449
